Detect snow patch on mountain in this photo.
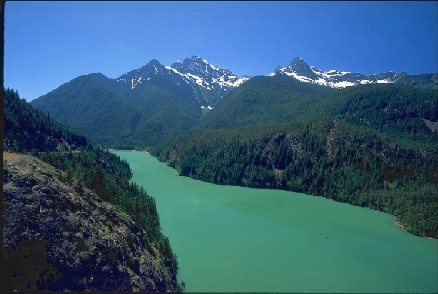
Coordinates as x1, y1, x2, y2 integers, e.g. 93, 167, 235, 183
271, 57, 412, 88
169, 56, 249, 90
377, 79, 391, 84
115, 56, 250, 106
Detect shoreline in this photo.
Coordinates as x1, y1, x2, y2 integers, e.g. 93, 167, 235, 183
109, 150, 438, 241
109, 149, 149, 154
394, 220, 435, 240
394, 220, 406, 231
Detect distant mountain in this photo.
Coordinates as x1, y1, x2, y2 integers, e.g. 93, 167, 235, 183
30, 55, 436, 148
272, 57, 437, 89
30, 73, 151, 148
115, 56, 249, 107
195, 74, 437, 150
195, 74, 333, 130
31, 56, 248, 147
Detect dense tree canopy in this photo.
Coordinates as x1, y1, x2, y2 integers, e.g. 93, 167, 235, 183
151, 118, 438, 238
4, 88, 91, 152
3, 88, 180, 280
8, 72, 438, 241
30, 72, 202, 148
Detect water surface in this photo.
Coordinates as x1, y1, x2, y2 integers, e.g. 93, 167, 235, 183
115, 150, 437, 293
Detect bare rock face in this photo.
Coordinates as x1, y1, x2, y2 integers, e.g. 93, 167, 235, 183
3, 154, 177, 292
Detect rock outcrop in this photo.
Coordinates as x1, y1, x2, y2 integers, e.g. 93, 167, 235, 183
3, 153, 177, 292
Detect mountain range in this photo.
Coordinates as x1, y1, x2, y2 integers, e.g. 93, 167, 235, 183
30, 56, 437, 148
114, 56, 249, 108
9, 55, 438, 241
272, 57, 437, 89
30, 56, 250, 147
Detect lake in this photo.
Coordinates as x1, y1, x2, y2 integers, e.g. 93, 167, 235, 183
114, 150, 437, 293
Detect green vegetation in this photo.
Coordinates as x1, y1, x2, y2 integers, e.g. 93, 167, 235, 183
122, 78, 202, 147
195, 74, 333, 130
4, 88, 91, 152
30, 72, 202, 148
4, 88, 179, 277
15, 71, 438, 240
324, 84, 437, 151
395, 73, 438, 89
151, 118, 437, 238
197, 76, 437, 151
29, 73, 148, 148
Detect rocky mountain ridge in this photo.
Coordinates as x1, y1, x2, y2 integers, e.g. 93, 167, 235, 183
115, 55, 249, 107
30, 56, 437, 148
272, 57, 437, 89
115, 55, 436, 107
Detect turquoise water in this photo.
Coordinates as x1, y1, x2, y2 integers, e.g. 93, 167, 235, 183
115, 150, 437, 293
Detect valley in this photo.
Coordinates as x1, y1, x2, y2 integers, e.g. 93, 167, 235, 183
29, 56, 437, 148
115, 150, 438, 293
4, 55, 438, 292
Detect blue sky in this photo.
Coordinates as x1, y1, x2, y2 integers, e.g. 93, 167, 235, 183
4, 1, 437, 102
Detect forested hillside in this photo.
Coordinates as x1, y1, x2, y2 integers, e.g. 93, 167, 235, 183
195, 74, 333, 129
29, 74, 143, 147
395, 73, 438, 89
151, 118, 438, 238
30, 72, 202, 148
4, 88, 91, 152
321, 84, 438, 151
3, 89, 181, 291
118, 73, 202, 147
22, 68, 438, 241
196, 75, 438, 151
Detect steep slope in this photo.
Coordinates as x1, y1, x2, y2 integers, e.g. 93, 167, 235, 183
29, 55, 436, 149
195, 74, 333, 129
324, 84, 438, 149
196, 78, 437, 150
151, 118, 438, 238
169, 56, 249, 106
273, 57, 437, 89
116, 56, 249, 107
30, 73, 143, 148
30, 70, 200, 148
30, 56, 248, 148
3, 89, 181, 291
3, 154, 177, 292
4, 88, 90, 152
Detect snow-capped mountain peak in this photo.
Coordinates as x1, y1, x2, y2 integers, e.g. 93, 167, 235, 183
272, 57, 413, 88
170, 55, 249, 88
115, 56, 249, 107
115, 56, 436, 108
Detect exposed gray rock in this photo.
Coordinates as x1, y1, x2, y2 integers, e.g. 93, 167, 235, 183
3, 154, 177, 292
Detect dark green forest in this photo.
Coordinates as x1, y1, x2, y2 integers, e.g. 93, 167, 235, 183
29, 69, 437, 151
4, 88, 91, 152
194, 74, 334, 130
150, 83, 438, 238
196, 75, 437, 151
10, 71, 438, 241
4, 88, 180, 282
30, 70, 203, 148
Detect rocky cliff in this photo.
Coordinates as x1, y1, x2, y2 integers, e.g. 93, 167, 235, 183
3, 153, 178, 292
